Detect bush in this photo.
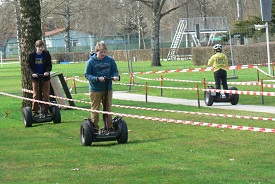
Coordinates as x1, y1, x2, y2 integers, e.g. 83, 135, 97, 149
52, 52, 90, 63
192, 42, 275, 66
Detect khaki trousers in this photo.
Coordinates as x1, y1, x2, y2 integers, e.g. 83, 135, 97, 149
32, 80, 50, 113
89, 90, 113, 129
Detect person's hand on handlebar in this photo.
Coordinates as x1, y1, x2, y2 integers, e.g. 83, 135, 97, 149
98, 76, 105, 82
44, 72, 49, 76
32, 73, 38, 78
112, 76, 120, 81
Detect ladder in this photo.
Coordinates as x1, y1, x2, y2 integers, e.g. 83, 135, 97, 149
167, 19, 187, 60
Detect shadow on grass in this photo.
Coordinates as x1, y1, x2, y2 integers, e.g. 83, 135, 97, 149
84, 138, 169, 147
127, 137, 172, 144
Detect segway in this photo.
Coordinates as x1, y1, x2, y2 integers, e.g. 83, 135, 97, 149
22, 74, 61, 127
204, 85, 239, 106
80, 76, 128, 146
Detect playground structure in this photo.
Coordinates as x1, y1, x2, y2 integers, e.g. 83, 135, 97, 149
167, 16, 230, 61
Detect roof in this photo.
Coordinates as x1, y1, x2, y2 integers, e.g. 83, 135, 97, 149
45, 28, 65, 37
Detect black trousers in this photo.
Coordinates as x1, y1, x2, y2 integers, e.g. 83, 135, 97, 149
214, 69, 228, 96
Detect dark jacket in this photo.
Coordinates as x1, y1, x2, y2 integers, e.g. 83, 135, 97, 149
26, 50, 52, 81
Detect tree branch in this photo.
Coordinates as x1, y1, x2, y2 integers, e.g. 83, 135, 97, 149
131, 0, 152, 8
161, 0, 192, 18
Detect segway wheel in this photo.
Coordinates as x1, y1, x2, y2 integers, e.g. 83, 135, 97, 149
52, 106, 61, 124
22, 106, 33, 127
229, 86, 239, 105
204, 91, 214, 106
80, 119, 94, 146
116, 120, 128, 144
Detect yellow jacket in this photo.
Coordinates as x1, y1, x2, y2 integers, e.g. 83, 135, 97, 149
208, 52, 228, 71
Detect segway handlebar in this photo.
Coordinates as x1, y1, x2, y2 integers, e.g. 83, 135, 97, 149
36, 73, 50, 78
103, 75, 120, 81
38, 74, 45, 77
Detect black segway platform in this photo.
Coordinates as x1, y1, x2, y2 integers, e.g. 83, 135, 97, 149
80, 76, 128, 146
80, 116, 128, 146
22, 74, 61, 127
204, 85, 239, 106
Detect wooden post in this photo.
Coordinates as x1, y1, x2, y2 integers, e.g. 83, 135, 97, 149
196, 84, 200, 108
73, 77, 77, 94
65, 75, 68, 84
257, 69, 260, 82
128, 73, 132, 91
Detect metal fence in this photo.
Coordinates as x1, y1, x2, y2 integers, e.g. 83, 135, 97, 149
1, 23, 275, 60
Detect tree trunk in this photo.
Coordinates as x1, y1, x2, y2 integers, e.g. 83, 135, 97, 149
236, 0, 244, 44
15, 1, 21, 62
65, 0, 71, 52
20, 0, 42, 108
151, 13, 161, 66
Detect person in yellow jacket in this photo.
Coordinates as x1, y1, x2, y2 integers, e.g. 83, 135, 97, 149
208, 44, 228, 97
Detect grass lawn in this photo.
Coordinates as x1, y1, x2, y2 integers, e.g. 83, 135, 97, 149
0, 60, 275, 183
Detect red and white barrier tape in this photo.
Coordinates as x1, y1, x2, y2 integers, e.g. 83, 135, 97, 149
203, 88, 275, 96
73, 77, 88, 83
49, 75, 275, 96
71, 75, 275, 89
122, 64, 263, 75
135, 75, 202, 83
162, 78, 202, 83
23, 89, 91, 105
86, 81, 193, 89
205, 81, 275, 88
88, 82, 275, 96
23, 88, 275, 122
134, 76, 273, 87
2, 91, 275, 133
111, 104, 275, 122
115, 83, 198, 90
205, 81, 261, 86
262, 84, 275, 88
211, 82, 275, 88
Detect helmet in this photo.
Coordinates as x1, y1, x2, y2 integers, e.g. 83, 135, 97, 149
213, 44, 222, 52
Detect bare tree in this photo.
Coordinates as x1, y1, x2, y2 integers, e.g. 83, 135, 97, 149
73, 0, 121, 36
0, 1, 17, 58
0, 0, 263, 61
42, 0, 88, 52
40, 0, 66, 49
131, 0, 190, 66
64, 0, 70, 52
116, 1, 148, 49
236, 0, 243, 20
20, 0, 42, 107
